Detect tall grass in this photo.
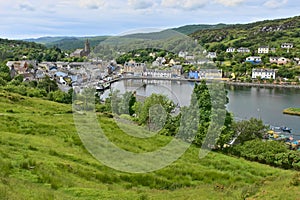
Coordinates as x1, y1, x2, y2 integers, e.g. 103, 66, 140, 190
0, 90, 300, 199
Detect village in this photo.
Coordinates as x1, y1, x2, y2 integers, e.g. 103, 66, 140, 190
4, 39, 300, 91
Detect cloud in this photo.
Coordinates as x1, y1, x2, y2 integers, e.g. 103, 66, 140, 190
79, 0, 105, 9
214, 0, 245, 6
128, 0, 154, 9
161, 0, 208, 10
263, 0, 288, 8
19, 3, 35, 11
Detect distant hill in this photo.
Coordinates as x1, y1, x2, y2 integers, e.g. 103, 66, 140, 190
117, 24, 229, 40
20, 15, 300, 53
120, 29, 185, 40
21, 23, 229, 51
24, 36, 109, 51
171, 23, 229, 35
24, 36, 70, 44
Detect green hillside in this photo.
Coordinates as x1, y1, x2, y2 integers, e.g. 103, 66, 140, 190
0, 38, 46, 62
45, 36, 109, 50
191, 16, 300, 52
24, 36, 109, 51
21, 15, 300, 52
1, 90, 300, 199
171, 23, 229, 35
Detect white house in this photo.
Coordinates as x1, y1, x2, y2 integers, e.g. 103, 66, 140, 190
237, 47, 250, 53
178, 51, 188, 58
198, 69, 222, 79
226, 47, 236, 53
252, 68, 276, 79
281, 43, 293, 49
206, 52, 217, 59
144, 69, 172, 78
258, 46, 269, 54
123, 61, 146, 76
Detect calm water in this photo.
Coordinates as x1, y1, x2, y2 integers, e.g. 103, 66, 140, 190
226, 85, 300, 135
109, 80, 300, 136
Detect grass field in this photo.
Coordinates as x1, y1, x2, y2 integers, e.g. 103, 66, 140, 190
1, 90, 300, 199
283, 107, 300, 116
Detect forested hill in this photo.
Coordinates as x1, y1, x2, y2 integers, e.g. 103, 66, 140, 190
0, 38, 46, 62
190, 15, 300, 51
0, 38, 69, 63
24, 36, 109, 51
20, 15, 300, 52
171, 23, 229, 35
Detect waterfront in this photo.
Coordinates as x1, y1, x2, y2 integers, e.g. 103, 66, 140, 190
109, 79, 300, 137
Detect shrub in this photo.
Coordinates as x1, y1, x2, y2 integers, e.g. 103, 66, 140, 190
290, 173, 300, 186
229, 139, 300, 170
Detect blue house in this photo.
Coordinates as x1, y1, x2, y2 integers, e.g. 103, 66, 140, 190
55, 71, 67, 77
245, 56, 262, 64
188, 71, 199, 79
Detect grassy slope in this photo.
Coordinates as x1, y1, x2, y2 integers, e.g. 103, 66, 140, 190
0, 91, 300, 199
191, 15, 300, 50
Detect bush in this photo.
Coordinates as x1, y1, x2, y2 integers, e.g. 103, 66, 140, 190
229, 139, 300, 170
0, 77, 7, 86
95, 103, 110, 113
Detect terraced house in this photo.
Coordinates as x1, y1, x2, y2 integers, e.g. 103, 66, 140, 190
252, 68, 276, 79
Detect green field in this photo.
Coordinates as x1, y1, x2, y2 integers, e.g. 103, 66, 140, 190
1, 90, 300, 199
283, 107, 300, 116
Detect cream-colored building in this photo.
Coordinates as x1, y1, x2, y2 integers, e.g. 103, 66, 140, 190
258, 46, 269, 54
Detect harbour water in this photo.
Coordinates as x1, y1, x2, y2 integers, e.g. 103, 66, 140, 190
108, 79, 300, 137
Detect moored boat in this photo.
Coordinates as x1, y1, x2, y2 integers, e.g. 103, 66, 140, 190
280, 126, 292, 133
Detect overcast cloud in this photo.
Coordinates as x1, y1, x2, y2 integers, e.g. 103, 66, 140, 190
1, 0, 299, 39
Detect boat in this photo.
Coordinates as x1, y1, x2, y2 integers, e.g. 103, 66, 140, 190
96, 81, 111, 91
280, 126, 292, 133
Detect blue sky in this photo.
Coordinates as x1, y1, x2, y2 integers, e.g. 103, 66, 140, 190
0, 0, 299, 39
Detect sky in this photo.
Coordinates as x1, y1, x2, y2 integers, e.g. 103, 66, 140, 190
0, 0, 299, 39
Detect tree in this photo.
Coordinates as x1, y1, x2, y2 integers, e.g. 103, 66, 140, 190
9, 74, 24, 86
0, 63, 11, 82
191, 81, 234, 148
134, 93, 175, 126
232, 118, 267, 144
118, 91, 136, 116
109, 90, 122, 115
37, 76, 58, 93
192, 80, 212, 146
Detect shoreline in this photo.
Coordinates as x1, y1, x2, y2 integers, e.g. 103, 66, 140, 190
102, 76, 300, 89
224, 81, 300, 89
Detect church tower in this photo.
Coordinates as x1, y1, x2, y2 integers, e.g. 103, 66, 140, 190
84, 39, 91, 56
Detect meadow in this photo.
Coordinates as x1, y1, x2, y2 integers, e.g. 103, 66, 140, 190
0, 90, 300, 199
